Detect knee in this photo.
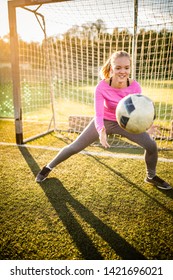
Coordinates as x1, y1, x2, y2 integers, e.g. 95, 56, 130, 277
145, 139, 158, 154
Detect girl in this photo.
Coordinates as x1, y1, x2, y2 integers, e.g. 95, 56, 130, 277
36, 51, 171, 190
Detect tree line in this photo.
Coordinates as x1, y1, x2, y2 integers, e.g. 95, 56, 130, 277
0, 19, 172, 80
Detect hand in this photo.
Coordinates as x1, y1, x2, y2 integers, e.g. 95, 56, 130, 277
99, 127, 110, 148
147, 124, 161, 137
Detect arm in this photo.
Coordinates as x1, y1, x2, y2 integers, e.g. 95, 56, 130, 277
99, 127, 110, 148
135, 82, 160, 136
147, 125, 161, 137
94, 85, 110, 148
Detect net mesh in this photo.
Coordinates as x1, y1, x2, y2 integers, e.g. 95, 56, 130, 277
1, 0, 173, 148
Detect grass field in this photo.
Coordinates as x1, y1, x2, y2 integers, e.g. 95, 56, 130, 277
1, 80, 173, 119
1, 79, 173, 260
0, 139, 173, 260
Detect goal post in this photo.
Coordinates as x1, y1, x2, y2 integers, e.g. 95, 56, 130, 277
8, 0, 68, 144
7, 0, 139, 145
6, 0, 173, 148
8, 0, 23, 144
132, 0, 138, 80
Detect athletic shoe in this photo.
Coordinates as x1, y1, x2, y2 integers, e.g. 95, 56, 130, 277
145, 175, 172, 190
35, 166, 51, 183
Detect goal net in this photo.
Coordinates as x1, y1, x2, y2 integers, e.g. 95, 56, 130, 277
6, 0, 173, 148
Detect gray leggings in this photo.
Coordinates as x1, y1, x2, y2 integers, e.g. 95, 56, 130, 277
48, 119, 158, 178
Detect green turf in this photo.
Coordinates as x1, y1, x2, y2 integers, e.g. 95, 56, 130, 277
0, 144, 173, 260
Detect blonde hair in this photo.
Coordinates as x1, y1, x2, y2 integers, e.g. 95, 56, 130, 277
100, 50, 131, 79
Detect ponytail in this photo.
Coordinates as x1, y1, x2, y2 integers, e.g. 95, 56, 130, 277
100, 57, 111, 79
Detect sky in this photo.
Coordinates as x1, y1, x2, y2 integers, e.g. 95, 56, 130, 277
0, 0, 173, 43
0, 0, 134, 42
1, 0, 132, 42
0, 0, 46, 41
0, 0, 9, 37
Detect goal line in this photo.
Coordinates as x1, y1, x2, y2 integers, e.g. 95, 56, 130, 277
1, 142, 173, 163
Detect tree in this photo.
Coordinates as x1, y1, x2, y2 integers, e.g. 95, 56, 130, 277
0, 34, 10, 62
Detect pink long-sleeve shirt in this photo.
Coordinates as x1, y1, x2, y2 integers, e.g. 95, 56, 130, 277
94, 79, 142, 132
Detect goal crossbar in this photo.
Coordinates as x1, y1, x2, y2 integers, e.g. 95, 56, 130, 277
6, 0, 173, 148
8, 0, 70, 8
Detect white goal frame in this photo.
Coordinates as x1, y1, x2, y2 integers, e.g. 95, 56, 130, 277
8, 0, 70, 144
8, 0, 139, 144
7, 0, 173, 148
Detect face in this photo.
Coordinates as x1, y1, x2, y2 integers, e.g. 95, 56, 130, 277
111, 56, 131, 84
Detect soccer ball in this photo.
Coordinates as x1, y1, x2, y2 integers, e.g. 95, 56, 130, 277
116, 94, 155, 134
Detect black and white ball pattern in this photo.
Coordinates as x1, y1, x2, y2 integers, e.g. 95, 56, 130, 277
116, 94, 155, 134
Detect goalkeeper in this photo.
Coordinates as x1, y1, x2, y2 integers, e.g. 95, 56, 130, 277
36, 51, 171, 190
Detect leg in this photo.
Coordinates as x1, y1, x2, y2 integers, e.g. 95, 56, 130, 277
104, 120, 172, 190
36, 119, 99, 182
48, 120, 99, 168
104, 120, 158, 178
48, 119, 99, 168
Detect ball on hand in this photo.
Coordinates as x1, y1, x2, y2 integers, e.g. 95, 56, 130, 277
116, 94, 155, 134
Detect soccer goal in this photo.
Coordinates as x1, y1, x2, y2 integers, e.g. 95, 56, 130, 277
7, 0, 173, 148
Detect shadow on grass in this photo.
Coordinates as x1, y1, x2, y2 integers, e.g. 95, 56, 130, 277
88, 155, 173, 206
19, 145, 146, 260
